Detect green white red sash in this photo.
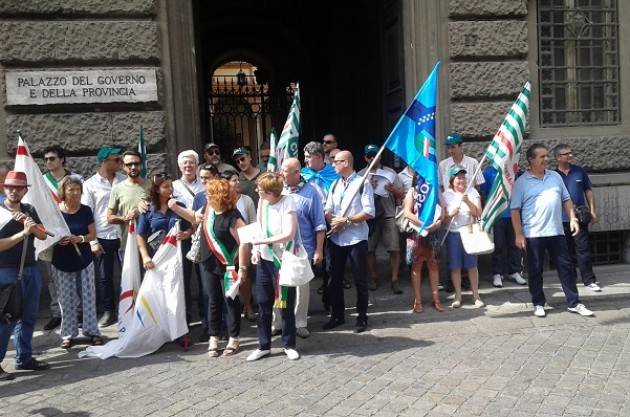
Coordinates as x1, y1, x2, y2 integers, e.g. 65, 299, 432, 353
43, 172, 62, 203
262, 201, 291, 309
202, 209, 239, 295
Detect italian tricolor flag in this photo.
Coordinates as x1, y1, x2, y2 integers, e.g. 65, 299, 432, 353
480, 82, 531, 232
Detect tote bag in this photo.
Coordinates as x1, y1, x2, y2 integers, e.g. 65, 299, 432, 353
459, 222, 495, 255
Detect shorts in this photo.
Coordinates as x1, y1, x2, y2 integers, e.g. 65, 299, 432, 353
446, 231, 477, 271
368, 217, 400, 252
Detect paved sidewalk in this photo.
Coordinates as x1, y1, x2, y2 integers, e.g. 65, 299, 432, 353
2, 264, 630, 417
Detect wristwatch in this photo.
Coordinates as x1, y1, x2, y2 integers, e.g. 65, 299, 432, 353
345, 217, 352, 225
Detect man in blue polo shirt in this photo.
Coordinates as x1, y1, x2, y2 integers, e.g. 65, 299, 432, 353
554, 144, 600, 292
511, 143, 593, 318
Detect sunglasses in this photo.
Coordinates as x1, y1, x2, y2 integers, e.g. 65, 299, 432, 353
44, 156, 58, 161
323, 140, 336, 145
206, 149, 220, 156
235, 156, 248, 163
124, 162, 141, 168
365, 154, 376, 159
558, 152, 573, 156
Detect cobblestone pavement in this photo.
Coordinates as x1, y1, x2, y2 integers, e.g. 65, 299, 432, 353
2, 264, 630, 417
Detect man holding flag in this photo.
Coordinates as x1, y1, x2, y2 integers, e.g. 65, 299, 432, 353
0, 171, 49, 379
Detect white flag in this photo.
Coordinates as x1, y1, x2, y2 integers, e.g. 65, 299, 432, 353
0, 207, 13, 230
14, 134, 70, 259
80, 224, 188, 359
117, 220, 141, 335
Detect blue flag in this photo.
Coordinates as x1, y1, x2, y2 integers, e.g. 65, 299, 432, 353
385, 62, 440, 234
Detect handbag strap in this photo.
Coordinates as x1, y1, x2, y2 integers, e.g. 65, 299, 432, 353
17, 235, 29, 281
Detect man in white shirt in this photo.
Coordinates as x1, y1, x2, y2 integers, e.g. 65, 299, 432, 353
81, 146, 126, 327
438, 133, 485, 191
172, 150, 207, 329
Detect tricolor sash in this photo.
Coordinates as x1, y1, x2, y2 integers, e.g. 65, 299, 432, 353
202, 209, 239, 296
43, 172, 62, 203
262, 201, 291, 309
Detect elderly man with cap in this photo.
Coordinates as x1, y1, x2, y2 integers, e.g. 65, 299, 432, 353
359, 144, 405, 293
203, 143, 236, 174
81, 146, 126, 327
0, 171, 49, 380
438, 133, 485, 192
233, 146, 261, 206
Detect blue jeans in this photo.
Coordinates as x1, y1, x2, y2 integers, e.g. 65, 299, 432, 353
256, 259, 296, 350
0, 266, 41, 365
525, 235, 579, 308
94, 238, 121, 313
492, 218, 522, 275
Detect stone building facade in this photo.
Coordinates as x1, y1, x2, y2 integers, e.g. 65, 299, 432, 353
1, 0, 629, 259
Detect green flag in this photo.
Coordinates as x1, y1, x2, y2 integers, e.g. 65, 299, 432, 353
267, 128, 278, 172
276, 83, 300, 168
480, 82, 531, 232
138, 125, 147, 178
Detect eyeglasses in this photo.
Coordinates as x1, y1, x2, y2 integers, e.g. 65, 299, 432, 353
124, 162, 141, 168
323, 140, 336, 145
44, 156, 58, 162
332, 159, 347, 164
558, 152, 573, 157
152, 172, 171, 184
235, 156, 248, 163
206, 150, 220, 156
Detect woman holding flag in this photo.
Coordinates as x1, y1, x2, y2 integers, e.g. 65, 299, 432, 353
247, 172, 300, 361
199, 179, 250, 357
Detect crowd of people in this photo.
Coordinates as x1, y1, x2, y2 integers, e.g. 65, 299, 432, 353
0, 132, 601, 379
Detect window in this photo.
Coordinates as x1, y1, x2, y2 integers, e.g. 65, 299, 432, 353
537, 0, 619, 127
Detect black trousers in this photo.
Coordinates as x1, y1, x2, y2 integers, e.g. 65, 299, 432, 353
199, 259, 241, 338
563, 222, 597, 285
328, 240, 368, 321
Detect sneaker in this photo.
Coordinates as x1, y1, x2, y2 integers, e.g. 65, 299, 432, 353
43, 317, 61, 331
15, 358, 50, 371
98, 311, 117, 328
509, 272, 527, 285
568, 304, 594, 317
284, 348, 300, 360
534, 305, 546, 317
0, 366, 14, 381
474, 299, 485, 308
451, 300, 462, 308
296, 327, 310, 339
246, 349, 271, 362
586, 283, 602, 292
492, 274, 503, 288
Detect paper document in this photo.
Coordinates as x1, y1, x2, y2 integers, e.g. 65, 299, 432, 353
237, 222, 262, 244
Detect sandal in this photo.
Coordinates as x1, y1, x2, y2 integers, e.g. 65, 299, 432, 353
90, 336, 104, 346
61, 339, 73, 349
222, 344, 240, 357
413, 300, 423, 314
208, 337, 220, 357
208, 348, 221, 358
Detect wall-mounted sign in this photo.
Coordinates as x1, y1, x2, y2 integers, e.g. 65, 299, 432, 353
5, 69, 158, 105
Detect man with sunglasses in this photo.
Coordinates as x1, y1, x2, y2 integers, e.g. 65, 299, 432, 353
554, 144, 600, 292
41, 146, 83, 331
82, 146, 126, 327
107, 150, 148, 247
359, 144, 405, 293
203, 143, 236, 174
233, 147, 261, 206
322, 134, 338, 166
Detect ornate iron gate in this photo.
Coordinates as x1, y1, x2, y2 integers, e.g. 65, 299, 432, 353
209, 74, 295, 159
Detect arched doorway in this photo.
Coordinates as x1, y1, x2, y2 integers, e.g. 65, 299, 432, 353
208, 60, 295, 162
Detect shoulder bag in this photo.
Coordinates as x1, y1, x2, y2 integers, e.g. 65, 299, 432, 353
459, 221, 495, 255
279, 242, 314, 287
0, 236, 29, 324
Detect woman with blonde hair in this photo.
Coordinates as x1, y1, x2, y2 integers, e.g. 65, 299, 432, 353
247, 172, 300, 361
51, 176, 102, 348
199, 179, 250, 357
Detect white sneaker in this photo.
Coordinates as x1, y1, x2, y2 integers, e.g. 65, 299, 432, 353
474, 298, 485, 308
246, 349, 270, 362
586, 283, 602, 292
284, 348, 300, 360
534, 305, 546, 317
492, 274, 503, 288
296, 327, 311, 339
451, 300, 461, 308
509, 272, 527, 285
568, 303, 594, 317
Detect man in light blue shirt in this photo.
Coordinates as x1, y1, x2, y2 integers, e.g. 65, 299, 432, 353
511, 143, 593, 318
324, 150, 374, 333
277, 158, 327, 339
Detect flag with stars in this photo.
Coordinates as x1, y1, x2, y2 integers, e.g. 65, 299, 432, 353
385, 62, 440, 235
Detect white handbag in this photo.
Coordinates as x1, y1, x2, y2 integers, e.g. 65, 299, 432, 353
279, 244, 314, 287
459, 222, 495, 255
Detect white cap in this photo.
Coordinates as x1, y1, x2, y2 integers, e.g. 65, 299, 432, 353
177, 150, 199, 165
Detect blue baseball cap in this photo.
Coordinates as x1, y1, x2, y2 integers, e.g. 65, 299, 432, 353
448, 165, 467, 178
445, 132, 463, 146
364, 144, 379, 156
